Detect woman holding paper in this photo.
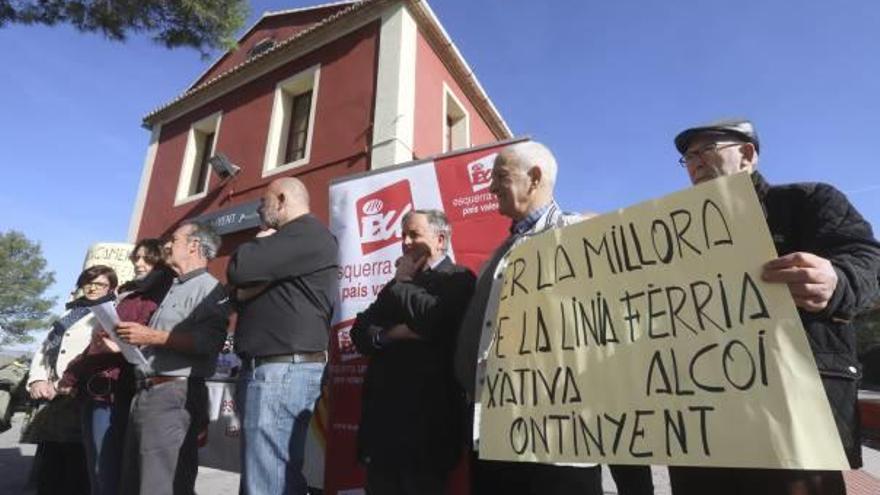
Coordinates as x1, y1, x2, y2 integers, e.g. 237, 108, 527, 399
59, 238, 173, 495
24, 264, 118, 495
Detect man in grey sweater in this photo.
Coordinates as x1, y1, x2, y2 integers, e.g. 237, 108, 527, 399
117, 221, 230, 495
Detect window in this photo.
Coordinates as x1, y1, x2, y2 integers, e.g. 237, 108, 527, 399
247, 37, 276, 59
443, 83, 469, 152
285, 91, 312, 163
176, 112, 222, 204
190, 131, 215, 196
263, 65, 320, 176
444, 116, 454, 153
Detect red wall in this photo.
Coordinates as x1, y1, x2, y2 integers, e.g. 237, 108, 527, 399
136, 21, 380, 279
192, 5, 354, 88
413, 30, 499, 158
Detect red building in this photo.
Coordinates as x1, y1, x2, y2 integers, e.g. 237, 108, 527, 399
127, 0, 511, 276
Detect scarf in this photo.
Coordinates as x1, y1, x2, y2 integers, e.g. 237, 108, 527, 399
43, 293, 115, 372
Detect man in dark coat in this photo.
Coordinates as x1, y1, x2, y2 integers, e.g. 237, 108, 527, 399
351, 209, 476, 495
669, 118, 880, 495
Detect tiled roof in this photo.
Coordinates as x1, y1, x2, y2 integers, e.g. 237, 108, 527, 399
264, 0, 358, 18
184, 1, 358, 91
143, 0, 376, 125
142, 0, 511, 139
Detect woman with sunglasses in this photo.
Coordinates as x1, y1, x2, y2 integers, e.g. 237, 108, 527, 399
24, 264, 118, 495
59, 238, 174, 495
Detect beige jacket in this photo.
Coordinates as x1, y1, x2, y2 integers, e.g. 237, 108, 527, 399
27, 311, 97, 389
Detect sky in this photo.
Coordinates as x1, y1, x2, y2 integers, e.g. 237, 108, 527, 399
1, 0, 879, 347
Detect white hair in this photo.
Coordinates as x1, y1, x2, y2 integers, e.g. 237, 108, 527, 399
401, 209, 451, 253
180, 221, 221, 260
502, 141, 558, 186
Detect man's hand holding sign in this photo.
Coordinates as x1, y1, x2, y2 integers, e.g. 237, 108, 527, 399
763, 252, 839, 313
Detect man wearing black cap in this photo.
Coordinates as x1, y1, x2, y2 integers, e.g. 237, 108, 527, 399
670, 118, 880, 494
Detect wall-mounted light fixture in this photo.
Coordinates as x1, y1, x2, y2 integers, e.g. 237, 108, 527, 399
208, 153, 241, 180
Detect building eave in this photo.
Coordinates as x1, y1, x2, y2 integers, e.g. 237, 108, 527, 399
142, 0, 511, 141
142, 0, 384, 128
405, 0, 511, 139
264, 0, 359, 19
182, 1, 361, 95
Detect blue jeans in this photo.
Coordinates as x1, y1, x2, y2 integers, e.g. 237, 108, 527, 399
237, 361, 324, 495
81, 400, 129, 495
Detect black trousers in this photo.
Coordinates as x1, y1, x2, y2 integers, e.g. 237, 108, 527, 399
365, 465, 448, 495
473, 457, 602, 495
33, 441, 90, 495
610, 464, 654, 495
668, 466, 846, 495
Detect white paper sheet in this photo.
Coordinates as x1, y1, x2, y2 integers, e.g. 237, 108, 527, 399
90, 301, 149, 368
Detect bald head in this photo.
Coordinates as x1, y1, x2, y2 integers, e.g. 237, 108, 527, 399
273, 177, 309, 207
489, 141, 558, 220
258, 177, 311, 228
497, 141, 558, 188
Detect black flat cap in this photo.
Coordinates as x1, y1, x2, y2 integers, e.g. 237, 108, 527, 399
674, 118, 760, 154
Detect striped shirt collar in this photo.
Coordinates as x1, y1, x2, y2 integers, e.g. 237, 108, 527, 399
510, 200, 557, 235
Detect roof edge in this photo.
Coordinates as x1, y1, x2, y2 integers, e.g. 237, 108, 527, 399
184, 1, 362, 93
264, 1, 359, 18
142, 0, 384, 127
142, 0, 512, 140
405, 0, 512, 139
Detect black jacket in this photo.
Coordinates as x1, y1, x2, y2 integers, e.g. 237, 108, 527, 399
754, 171, 880, 468
351, 257, 476, 472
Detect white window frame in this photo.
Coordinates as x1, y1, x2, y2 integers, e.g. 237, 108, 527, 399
175, 111, 222, 206
442, 82, 470, 153
262, 64, 321, 177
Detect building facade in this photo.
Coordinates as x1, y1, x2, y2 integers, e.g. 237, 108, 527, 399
128, 0, 511, 276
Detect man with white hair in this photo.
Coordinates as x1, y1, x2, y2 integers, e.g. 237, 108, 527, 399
453, 141, 605, 494
117, 220, 230, 495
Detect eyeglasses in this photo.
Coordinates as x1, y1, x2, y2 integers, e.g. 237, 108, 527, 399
678, 142, 743, 167
83, 281, 110, 290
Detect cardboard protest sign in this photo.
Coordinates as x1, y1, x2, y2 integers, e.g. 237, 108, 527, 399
478, 173, 848, 470
82, 242, 135, 286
